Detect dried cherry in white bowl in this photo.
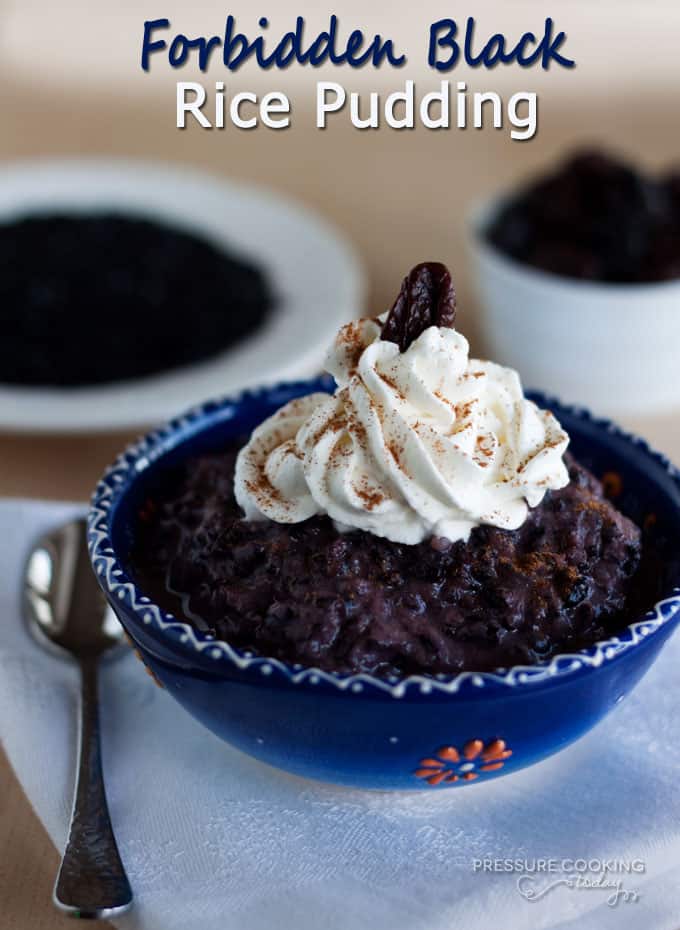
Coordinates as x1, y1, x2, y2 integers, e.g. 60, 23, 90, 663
469, 199, 680, 417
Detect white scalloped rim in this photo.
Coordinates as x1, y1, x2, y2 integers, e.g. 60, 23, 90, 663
88, 380, 680, 699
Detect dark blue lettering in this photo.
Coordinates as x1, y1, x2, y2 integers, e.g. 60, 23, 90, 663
199, 36, 222, 71
305, 26, 333, 67
346, 30, 371, 66
428, 19, 459, 71
429, 16, 574, 71
514, 32, 540, 67
538, 18, 575, 70
464, 16, 573, 70
141, 18, 169, 71
326, 16, 345, 65
371, 37, 405, 67
464, 19, 514, 68
143, 15, 404, 73
222, 15, 252, 70
169, 34, 212, 68
274, 33, 296, 68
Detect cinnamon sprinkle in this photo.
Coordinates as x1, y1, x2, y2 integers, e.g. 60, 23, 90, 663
475, 435, 494, 458
338, 319, 370, 372
387, 441, 403, 462
310, 412, 345, 447
244, 477, 289, 510
353, 484, 386, 510
575, 499, 610, 516
433, 389, 455, 410
378, 370, 404, 398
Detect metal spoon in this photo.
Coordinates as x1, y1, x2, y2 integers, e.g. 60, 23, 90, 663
24, 517, 133, 919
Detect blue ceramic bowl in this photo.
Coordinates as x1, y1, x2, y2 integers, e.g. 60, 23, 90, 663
88, 379, 680, 790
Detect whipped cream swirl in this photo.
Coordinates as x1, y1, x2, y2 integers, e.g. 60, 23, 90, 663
235, 318, 570, 545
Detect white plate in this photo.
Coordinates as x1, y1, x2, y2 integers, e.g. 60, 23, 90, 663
0, 159, 364, 433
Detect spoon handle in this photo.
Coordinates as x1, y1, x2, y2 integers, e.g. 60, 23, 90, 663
54, 657, 133, 919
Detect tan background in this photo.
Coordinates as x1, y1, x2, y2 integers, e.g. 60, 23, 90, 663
1, 2, 680, 927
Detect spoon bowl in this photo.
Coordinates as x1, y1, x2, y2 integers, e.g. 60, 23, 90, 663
25, 518, 126, 659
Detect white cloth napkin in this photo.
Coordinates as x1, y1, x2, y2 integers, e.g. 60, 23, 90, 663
2, 499, 680, 930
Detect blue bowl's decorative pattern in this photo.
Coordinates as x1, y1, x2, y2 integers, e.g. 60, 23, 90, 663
414, 738, 514, 785
88, 379, 680, 789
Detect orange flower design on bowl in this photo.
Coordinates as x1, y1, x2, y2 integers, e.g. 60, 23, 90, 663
414, 739, 512, 785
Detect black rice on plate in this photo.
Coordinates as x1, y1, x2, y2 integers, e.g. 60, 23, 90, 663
0, 214, 273, 386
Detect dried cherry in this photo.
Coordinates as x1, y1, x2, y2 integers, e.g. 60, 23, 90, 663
381, 262, 456, 351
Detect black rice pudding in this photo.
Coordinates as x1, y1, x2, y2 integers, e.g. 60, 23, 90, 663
130, 261, 657, 680
132, 447, 645, 678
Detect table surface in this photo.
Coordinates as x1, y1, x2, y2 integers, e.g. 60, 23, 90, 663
1, 70, 679, 929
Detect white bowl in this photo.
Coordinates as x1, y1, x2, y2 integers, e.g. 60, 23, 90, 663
0, 159, 364, 433
469, 200, 680, 417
